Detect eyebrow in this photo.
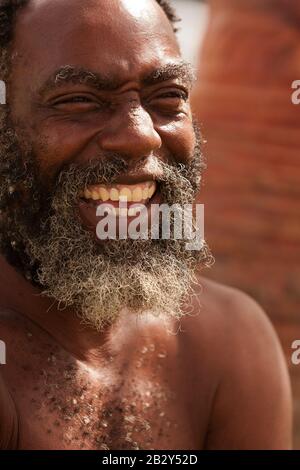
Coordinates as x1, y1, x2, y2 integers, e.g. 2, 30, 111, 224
38, 61, 196, 98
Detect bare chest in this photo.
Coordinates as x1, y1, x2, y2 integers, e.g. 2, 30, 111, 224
8, 347, 200, 450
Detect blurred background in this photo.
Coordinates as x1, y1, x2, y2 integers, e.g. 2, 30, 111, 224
173, 0, 300, 448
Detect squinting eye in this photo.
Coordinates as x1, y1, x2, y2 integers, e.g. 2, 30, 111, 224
56, 96, 93, 104
68, 97, 91, 103
158, 91, 188, 101
149, 90, 189, 115
52, 95, 106, 112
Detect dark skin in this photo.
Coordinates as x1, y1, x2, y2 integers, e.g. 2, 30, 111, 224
0, 0, 292, 449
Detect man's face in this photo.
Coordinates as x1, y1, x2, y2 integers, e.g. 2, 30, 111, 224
0, 0, 212, 330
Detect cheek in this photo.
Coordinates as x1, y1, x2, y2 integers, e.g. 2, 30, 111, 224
28, 134, 62, 182
41, 139, 70, 171
23, 123, 87, 181
157, 119, 196, 163
8, 116, 65, 181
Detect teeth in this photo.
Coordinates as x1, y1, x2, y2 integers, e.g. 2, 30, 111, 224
92, 191, 100, 201
83, 182, 157, 202
148, 184, 156, 199
99, 188, 109, 202
132, 188, 143, 202
119, 188, 132, 202
110, 189, 119, 202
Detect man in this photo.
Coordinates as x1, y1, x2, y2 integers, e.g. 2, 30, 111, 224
0, 0, 292, 450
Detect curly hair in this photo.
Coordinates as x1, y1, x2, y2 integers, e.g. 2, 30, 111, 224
0, 0, 180, 80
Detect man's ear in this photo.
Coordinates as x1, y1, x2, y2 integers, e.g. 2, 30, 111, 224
0, 80, 6, 105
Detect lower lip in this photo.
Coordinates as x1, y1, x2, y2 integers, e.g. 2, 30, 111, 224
77, 189, 162, 236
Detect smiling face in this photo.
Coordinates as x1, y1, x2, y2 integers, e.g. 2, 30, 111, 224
0, 0, 213, 330
9, 0, 195, 176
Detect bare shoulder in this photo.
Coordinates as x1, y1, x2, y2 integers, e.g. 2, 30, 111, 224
182, 275, 293, 449
184, 275, 286, 357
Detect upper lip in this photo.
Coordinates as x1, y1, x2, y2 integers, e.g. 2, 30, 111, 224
111, 156, 164, 185
111, 174, 160, 186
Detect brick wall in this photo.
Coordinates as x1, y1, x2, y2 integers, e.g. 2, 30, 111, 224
193, 0, 300, 448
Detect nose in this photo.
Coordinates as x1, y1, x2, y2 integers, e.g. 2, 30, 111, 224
98, 102, 162, 161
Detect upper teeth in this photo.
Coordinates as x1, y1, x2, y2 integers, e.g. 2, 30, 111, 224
83, 182, 157, 202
